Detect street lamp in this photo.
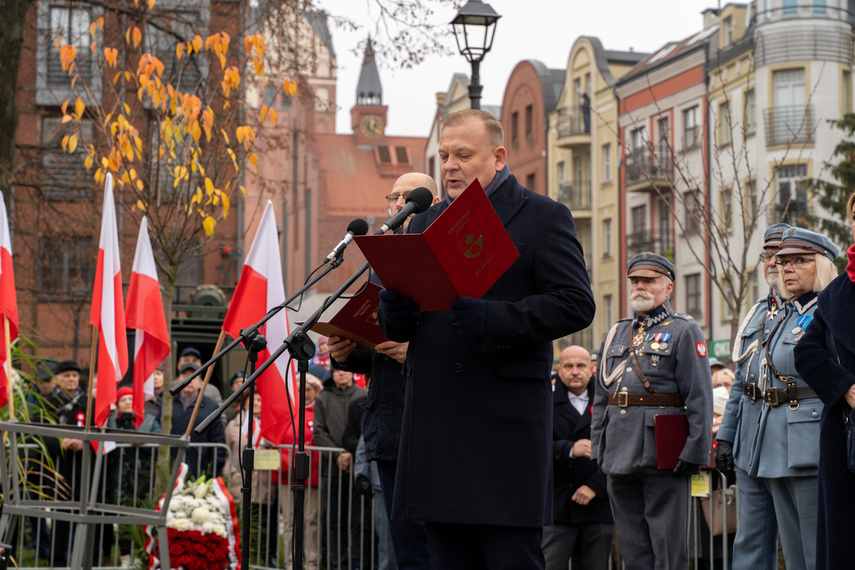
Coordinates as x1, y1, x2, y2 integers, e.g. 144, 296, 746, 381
451, 0, 501, 110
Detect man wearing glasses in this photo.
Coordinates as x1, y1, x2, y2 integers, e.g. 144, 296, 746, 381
716, 223, 790, 569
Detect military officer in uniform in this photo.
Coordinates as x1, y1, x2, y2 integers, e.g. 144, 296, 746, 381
591, 252, 712, 570
715, 223, 789, 570
721, 228, 838, 570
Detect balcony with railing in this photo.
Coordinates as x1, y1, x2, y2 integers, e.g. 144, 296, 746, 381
557, 180, 592, 213
763, 105, 814, 147
625, 149, 673, 192
626, 228, 675, 258
555, 105, 591, 147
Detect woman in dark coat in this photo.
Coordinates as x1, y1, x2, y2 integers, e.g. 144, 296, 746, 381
793, 191, 855, 570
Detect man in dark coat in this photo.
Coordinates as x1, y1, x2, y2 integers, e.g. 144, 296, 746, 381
170, 361, 226, 478
379, 109, 595, 568
543, 346, 613, 570
327, 171, 438, 569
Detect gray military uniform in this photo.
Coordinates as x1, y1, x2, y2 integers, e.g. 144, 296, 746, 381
592, 301, 712, 570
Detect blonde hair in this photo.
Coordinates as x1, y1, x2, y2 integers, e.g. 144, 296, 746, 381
847, 191, 855, 219
440, 109, 504, 149
712, 368, 735, 388
813, 253, 838, 292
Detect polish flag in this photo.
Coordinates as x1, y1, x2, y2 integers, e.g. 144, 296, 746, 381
222, 201, 296, 445
90, 174, 129, 428
0, 194, 18, 409
126, 216, 169, 427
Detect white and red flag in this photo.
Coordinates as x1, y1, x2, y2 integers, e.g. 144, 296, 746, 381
222, 201, 296, 445
0, 193, 18, 409
90, 173, 128, 428
126, 216, 169, 427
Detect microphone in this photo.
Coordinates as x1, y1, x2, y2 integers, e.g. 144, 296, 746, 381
325, 218, 370, 263
377, 187, 434, 234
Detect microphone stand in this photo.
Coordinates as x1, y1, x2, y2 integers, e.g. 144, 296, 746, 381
194, 261, 372, 570
239, 330, 266, 568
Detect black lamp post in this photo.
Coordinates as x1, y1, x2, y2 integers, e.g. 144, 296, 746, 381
451, 0, 501, 110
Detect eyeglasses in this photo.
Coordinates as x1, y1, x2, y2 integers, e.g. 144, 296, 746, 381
758, 252, 776, 261
385, 191, 411, 203
774, 257, 815, 268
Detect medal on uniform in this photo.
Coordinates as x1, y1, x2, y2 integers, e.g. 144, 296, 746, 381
767, 306, 779, 320
659, 342, 668, 350
651, 355, 660, 367
651, 342, 660, 350
794, 315, 812, 335
633, 324, 645, 347
791, 326, 801, 335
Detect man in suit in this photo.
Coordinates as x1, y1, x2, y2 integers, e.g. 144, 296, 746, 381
379, 109, 595, 568
591, 252, 713, 570
543, 346, 613, 570
327, 171, 438, 569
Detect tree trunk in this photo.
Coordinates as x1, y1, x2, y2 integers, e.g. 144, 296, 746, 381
0, 0, 33, 208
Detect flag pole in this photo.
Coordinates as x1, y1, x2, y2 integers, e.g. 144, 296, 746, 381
84, 326, 99, 432
183, 329, 226, 438
5, 315, 13, 420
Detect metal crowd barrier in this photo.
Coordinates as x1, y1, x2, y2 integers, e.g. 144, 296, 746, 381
2, 435, 741, 570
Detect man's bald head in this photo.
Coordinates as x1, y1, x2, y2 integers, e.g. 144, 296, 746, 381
391, 172, 437, 197
558, 345, 593, 395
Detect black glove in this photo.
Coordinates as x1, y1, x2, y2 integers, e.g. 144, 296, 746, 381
715, 440, 736, 486
354, 474, 373, 497
451, 297, 487, 341
672, 459, 700, 476
379, 289, 419, 330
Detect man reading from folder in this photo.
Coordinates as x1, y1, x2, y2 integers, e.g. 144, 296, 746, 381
378, 109, 595, 568
326, 171, 438, 569
591, 252, 712, 570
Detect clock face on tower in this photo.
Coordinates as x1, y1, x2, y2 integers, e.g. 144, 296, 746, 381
359, 115, 384, 138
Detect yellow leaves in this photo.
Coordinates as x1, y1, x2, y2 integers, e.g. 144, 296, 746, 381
75, 97, 85, 120
235, 125, 255, 150
205, 177, 215, 197
201, 109, 213, 142
84, 155, 93, 170
191, 121, 201, 142
227, 148, 238, 172
221, 66, 240, 98
61, 115, 73, 124
269, 108, 278, 126
176, 42, 184, 61
244, 34, 267, 79
205, 32, 230, 70
258, 105, 278, 126
132, 27, 142, 48
192, 35, 203, 54
203, 216, 216, 237
282, 78, 297, 97
240, 185, 247, 198
249, 153, 258, 174
105, 47, 118, 67
260, 105, 268, 123
148, 0, 156, 9
136, 200, 147, 212
68, 134, 78, 153
221, 193, 230, 219
59, 45, 77, 74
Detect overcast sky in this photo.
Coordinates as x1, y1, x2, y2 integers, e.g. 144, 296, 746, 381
319, 0, 722, 137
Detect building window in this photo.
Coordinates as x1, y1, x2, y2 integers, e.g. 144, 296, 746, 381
557, 161, 565, 184
685, 274, 702, 319
813, 0, 826, 14
656, 116, 670, 173
511, 111, 519, 147
603, 143, 612, 182
525, 105, 533, 137
720, 187, 733, 234
41, 116, 95, 199
843, 70, 852, 115
631, 205, 647, 233
685, 189, 702, 234
719, 101, 732, 146
683, 106, 699, 150
744, 89, 756, 135
775, 164, 809, 224
603, 218, 613, 258
48, 6, 93, 86
377, 144, 392, 164
783, 0, 798, 15
724, 16, 733, 45
395, 146, 409, 164
604, 294, 614, 327
769, 68, 809, 145
38, 236, 94, 298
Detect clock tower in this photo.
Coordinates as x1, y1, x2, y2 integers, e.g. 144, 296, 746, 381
351, 37, 388, 144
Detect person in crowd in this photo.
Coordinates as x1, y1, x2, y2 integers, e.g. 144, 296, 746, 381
354, 434, 397, 570
313, 368, 367, 570
108, 385, 161, 496
709, 357, 726, 376
280, 373, 323, 570
592, 253, 712, 570
224, 390, 277, 566
45, 360, 112, 566
327, 171, 439, 569
340, 388, 376, 569
715, 223, 789, 569
171, 361, 226, 478
378, 109, 594, 567
793, 192, 855, 570
725, 227, 838, 570
178, 346, 222, 405
712, 367, 735, 393
543, 346, 613, 570
225, 370, 247, 421
313, 336, 331, 369
144, 363, 165, 424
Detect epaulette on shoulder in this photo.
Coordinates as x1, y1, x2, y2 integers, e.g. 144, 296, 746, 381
669, 311, 694, 322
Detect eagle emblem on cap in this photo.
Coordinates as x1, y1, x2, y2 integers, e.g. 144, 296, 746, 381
642, 253, 649, 260
784, 227, 796, 238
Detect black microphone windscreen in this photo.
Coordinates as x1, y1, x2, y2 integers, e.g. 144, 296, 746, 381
406, 187, 434, 215
347, 218, 369, 236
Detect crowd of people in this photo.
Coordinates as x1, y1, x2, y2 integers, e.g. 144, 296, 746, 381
13, 108, 855, 570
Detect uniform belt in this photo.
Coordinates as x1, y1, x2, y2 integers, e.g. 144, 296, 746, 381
608, 393, 684, 408
743, 383, 762, 401
763, 386, 817, 407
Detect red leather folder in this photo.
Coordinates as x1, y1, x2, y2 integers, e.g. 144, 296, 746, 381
308, 282, 389, 350
353, 180, 519, 312
654, 413, 690, 470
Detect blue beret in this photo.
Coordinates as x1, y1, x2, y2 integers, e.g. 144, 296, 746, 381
777, 227, 839, 261
763, 223, 791, 248
626, 252, 676, 282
